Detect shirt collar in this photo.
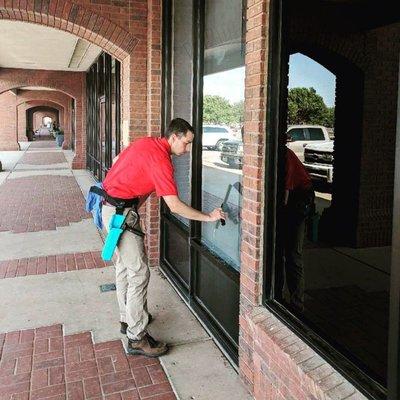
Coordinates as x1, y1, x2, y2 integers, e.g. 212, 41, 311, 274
160, 137, 172, 154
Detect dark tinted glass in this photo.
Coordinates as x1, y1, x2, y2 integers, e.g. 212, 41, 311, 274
308, 128, 325, 140
288, 128, 305, 141
273, 0, 396, 386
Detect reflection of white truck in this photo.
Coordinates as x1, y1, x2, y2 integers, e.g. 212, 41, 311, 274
303, 141, 334, 183
287, 125, 331, 162
202, 125, 236, 151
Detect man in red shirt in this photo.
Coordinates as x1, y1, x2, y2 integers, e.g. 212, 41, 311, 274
102, 118, 225, 357
281, 147, 314, 313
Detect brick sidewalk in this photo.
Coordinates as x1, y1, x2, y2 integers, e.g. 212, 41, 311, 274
0, 252, 111, 279
0, 325, 176, 400
28, 142, 57, 149
0, 145, 178, 400
20, 153, 67, 165
0, 176, 91, 233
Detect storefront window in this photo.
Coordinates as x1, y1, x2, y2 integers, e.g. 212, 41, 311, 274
201, 0, 245, 270
269, 1, 397, 390
170, 0, 193, 226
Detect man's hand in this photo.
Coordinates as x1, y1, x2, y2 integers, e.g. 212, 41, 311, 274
163, 195, 226, 222
208, 207, 226, 222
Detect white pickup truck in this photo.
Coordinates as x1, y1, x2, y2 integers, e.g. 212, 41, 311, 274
303, 140, 334, 183
286, 125, 331, 162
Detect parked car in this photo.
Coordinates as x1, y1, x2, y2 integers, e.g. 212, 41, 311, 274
303, 140, 334, 183
220, 139, 243, 168
286, 125, 331, 162
219, 125, 332, 169
202, 125, 236, 151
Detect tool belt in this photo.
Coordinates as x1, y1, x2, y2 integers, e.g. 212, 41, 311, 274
89, 186, 144, 261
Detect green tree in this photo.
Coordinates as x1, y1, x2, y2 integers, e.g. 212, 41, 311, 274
203, 95, 235, 125
231, 100, 244, 125
288, 87, 334, 127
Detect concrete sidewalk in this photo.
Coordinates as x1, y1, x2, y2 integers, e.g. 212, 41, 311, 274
0, 141, 251, 400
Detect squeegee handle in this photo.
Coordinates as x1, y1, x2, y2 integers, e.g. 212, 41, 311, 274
220, 203, 226, 226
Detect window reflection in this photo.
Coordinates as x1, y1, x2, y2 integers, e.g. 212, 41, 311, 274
201, 0, 245, 271
276, 52, 390, 384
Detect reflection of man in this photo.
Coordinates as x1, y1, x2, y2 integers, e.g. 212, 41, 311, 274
102, 118, 225, 357
283, 147, 314, 312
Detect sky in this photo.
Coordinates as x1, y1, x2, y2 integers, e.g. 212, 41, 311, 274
288, 53, 336, 107
203, 53, 336, 107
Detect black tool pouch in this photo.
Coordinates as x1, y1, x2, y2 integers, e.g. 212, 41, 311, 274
122, 207, 145, 237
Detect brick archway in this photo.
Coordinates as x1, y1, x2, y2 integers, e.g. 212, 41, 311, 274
18, 96, 70, 144
0, 1, 137, 61
0, 0, 138, 167
28, 106, 59, 137
23, 102, 64, 142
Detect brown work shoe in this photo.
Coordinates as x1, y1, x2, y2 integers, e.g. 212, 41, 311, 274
120, 314, 152, 335
127, 333, 168, 357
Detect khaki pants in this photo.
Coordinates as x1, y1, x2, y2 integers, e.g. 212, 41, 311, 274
102, 204, 150, 340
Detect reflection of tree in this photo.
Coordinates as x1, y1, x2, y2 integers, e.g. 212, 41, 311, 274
203, 95, 244, 125
288, 87, 334, 127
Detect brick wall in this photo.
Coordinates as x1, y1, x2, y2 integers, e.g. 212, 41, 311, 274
0, 91, 18, 150
239, 0, 268, 393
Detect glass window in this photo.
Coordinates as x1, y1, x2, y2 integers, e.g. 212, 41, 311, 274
201, 0, 245, 271
274, 46, 391, 386
287, 128, 305, 141
111, 59, 117, 160
308, 127, 325, 140
170, 0, 193, 226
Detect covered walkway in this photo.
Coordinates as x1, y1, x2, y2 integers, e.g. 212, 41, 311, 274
0, 141, 250, 400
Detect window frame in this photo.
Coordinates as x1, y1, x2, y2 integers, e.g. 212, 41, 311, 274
262, 1, 395, 399
160, 0, 243, 365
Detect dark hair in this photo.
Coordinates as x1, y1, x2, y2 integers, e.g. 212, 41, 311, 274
165, 118, 194, 138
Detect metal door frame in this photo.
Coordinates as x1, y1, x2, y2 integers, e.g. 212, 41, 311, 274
160, 0, 240, 365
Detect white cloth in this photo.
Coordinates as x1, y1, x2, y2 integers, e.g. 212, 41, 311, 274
102, 204, 150, 340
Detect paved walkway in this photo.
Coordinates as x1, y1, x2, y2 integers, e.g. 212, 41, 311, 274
0, 141, 251, 400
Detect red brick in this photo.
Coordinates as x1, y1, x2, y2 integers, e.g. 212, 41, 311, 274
147, 364, 168, 384
49, 366, 65, 386
0, 372, 30, 386
102, 378, 136, 395
66, 381, 84, 400
0, 381, 30, 397
15, 356, 32, 374
131, 367, 151, 387
97, 357, 115, 375
31, 369, 49, 390
138, 382, 173, 399
83, 377, 102, 398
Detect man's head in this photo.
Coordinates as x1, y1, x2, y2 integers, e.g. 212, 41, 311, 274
166, 118, 194, 156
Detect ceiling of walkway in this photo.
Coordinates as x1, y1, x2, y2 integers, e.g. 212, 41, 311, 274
0, 21, 102, 71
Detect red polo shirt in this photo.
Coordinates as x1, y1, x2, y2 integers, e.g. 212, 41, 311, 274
103, 137, 178, 199
285, 147, 312, 191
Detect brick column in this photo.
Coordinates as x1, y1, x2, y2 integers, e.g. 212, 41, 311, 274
239, 0, 269, 391
0, 91, 19, 150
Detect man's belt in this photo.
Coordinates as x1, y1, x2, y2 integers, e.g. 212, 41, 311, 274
89, 186, 138, 214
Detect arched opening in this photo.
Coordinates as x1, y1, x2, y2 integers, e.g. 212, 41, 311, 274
0, 6, 137, 165
26, 106, 60, 141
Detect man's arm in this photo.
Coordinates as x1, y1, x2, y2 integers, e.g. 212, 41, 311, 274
163, 195, 225, 222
